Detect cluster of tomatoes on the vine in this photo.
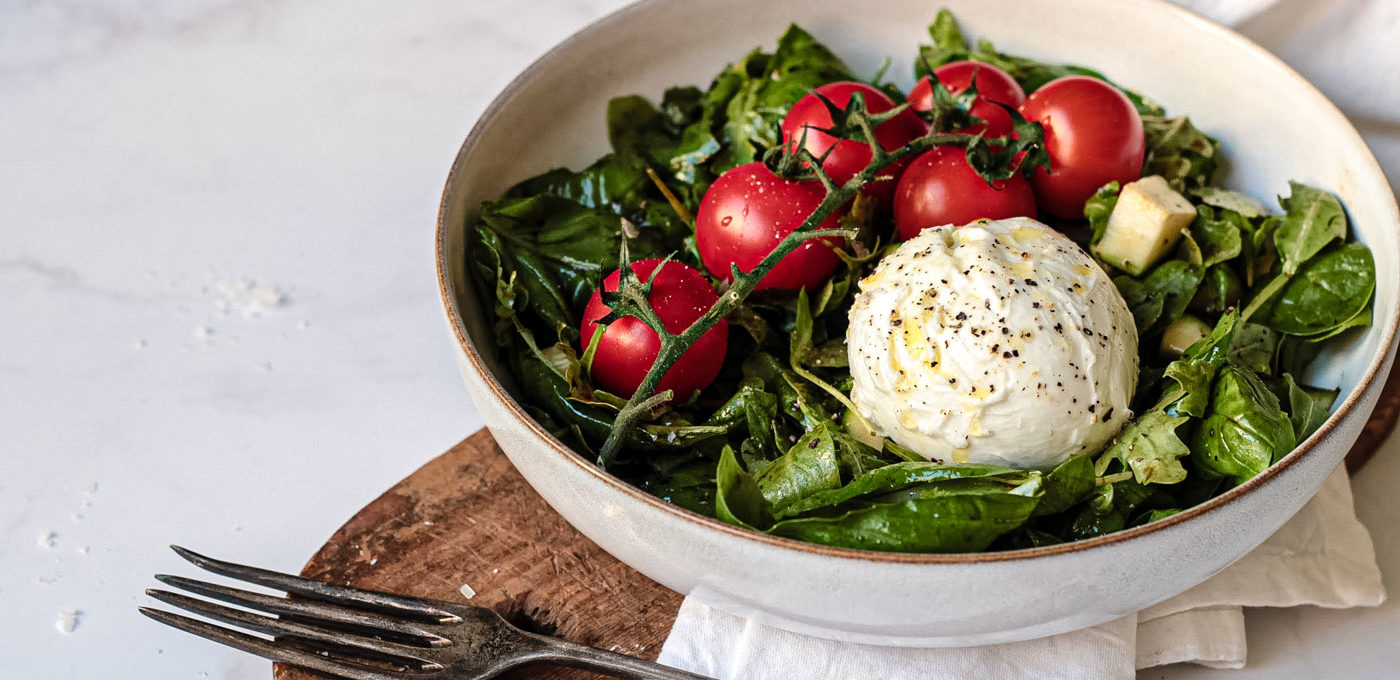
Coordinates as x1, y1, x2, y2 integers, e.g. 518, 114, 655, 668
584, 62, 1146, 402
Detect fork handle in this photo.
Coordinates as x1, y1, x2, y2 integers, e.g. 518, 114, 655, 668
532, 637, 719, 680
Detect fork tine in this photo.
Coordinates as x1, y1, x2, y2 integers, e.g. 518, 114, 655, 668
170, 546, 461, 624
154, 575, 451, 647
139, 607, 401, 680
146, 589, 445, 671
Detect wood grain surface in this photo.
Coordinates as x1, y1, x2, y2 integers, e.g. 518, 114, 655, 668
276, 359, 1400, 680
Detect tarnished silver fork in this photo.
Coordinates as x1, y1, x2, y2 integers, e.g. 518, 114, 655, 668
141, 546, 714, 680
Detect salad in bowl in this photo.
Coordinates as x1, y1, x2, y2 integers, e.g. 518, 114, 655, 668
464, 9, 1376, 554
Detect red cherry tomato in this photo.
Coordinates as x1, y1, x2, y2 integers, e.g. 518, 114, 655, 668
695, 162, 844, 291
1017, 76, 1145, 219
780, 81, 929, 210
893, 146, 1037, 240
580, 259, 728, 401
908, 61, 1026, 137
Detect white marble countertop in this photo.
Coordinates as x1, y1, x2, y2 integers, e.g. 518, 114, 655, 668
2, 1, 1396, 678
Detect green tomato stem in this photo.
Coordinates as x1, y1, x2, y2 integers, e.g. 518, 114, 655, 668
594, 112, 1009, 467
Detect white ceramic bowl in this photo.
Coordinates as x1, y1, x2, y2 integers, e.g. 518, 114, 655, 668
438, 0, 1399, 646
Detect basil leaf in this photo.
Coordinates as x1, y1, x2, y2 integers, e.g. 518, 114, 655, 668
768, 478, 1042, 553
1065, 479, 1167, 540
755, 423, 842, 516
1282, 374, 1338, 442
1193, 364, 1296, 486
1274, 181, 1348, 275
1256, 242, 1375, 336
716, 445, 771, 529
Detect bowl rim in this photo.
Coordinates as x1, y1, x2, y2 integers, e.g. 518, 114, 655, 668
436, 0, 1400, 565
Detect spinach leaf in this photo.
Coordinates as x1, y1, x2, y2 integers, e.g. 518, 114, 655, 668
1193, 187, 1268, 218
767, 476, 1042, 553
643, 458, 717, 515
1277, 335, 1324, 379
755, 423, 842, 516
1281, 373, 1338, 442
1193, 364, 1296, 486
1142, 116, 1220, 192
1228, 322, 1281, 375
716, 445, 771, 529
1064, 478, 1170, 540
1191, 205, 1245, 268
1256, 243, 1375, 336
774, 461, 1039, 519
1303, 304, 1373, 342
1274, 181, 1348, 275
1034, 454, 1097, 516
1114, 259, 1203, 337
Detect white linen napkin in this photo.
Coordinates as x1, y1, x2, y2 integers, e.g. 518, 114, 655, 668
657, 464, 1384, 679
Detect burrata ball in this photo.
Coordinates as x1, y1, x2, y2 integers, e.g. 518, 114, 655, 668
847, 217, 1138, 469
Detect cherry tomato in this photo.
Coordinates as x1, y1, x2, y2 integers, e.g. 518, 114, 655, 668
695, 162, 844, 291
908, 61, 1026, 137
1017, 76, 1145, 219
780, 81, 929, 210
893, 146, 1037, 240
580, 259, 728, 401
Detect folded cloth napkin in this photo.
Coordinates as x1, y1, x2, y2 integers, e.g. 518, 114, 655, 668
657, 465, 1384, 679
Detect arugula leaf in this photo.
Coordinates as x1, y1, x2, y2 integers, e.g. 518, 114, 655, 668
1142, 116, 1220, 192
1193, 364, 1296, 486
755, 423, 842, 516
716, 445, 771, 529
1164, 309, 1239, 416
1255, 243, 1375, 336
1100, 410, 1192, 485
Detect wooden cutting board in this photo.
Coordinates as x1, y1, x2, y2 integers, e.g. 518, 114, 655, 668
275, 361, 1400, 680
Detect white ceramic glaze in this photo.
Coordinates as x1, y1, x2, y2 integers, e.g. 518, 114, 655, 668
437, 0, 1399, 646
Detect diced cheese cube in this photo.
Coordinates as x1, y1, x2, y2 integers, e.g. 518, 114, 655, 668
1092, 175, 1196, 276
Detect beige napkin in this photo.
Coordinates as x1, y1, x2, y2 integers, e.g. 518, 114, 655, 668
657, 464, 1384, 679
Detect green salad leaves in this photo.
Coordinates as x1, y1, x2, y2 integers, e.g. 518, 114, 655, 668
465, 10, 1373, 553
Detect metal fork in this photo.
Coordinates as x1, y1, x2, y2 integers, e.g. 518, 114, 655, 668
141, 546, 714, 680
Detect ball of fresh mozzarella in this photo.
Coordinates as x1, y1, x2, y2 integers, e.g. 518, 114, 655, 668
847, 217, 1138, 469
